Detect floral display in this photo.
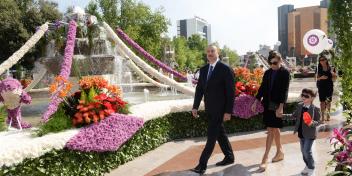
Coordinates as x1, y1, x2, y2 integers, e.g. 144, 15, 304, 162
103, 22, 195, 96
0, 78, 32, 129
232, 67, 264, 119
329, 127, 352, 173
65, 113, 144, 152
116, 28, 189, 82
49, 76, 73, 98
42, 20, 77, 122
233, 94, 264, 119
63, 76, 127, 127
0, 129, 79, 167
234, 67, 263, 96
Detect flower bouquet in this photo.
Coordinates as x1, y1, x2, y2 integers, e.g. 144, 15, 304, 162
328, 127, 352, 175
233, 67, 264, 118
63, 76, 128, 127
234, 67, 263, 96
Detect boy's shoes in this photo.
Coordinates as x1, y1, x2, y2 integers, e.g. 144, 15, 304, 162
301, 166, 314, 175
301, 166, 308, 175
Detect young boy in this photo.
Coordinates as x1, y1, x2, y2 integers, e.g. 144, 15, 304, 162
293, 88, 321, 175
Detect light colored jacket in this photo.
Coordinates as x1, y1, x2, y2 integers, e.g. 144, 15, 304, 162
293, 103, 321, 139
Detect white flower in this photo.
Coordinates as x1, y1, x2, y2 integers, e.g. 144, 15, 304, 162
0, 129, 79, 167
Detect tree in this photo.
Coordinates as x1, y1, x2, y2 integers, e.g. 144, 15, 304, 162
329, 0, 352, 123
173, 37, 188, 70
90, 0, 170, 59
187, 34, 207, 51
0, 0, 62, 70
221, 45, 240, 67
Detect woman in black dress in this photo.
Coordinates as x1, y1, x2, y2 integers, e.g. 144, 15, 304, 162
251, 51, 290, 172
316, 55, 336, 122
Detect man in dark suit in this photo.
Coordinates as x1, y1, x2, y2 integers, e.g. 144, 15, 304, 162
191, 45, 235, 174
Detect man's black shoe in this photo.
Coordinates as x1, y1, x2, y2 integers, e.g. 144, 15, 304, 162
190, 165, 206, 175
215, 157, 234, 166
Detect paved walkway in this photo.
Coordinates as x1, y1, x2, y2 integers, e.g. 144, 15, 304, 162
106, 115, 343, 176
106, 80, 342, 176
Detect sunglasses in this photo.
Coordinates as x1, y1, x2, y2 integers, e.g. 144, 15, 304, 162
301, 94, 311, 99
319, 59, 327, 62
269, 61, 278, 65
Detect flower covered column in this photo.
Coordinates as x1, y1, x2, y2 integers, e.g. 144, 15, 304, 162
42, 20, 77, 122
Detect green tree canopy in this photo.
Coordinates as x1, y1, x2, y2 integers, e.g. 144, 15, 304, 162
0, 0, 62, 69
221, 45, 240, 67
329, 0, 352, 122
88, 0, 170, 59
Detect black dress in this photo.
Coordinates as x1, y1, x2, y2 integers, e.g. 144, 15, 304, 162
316, 67, 334, 102
256, 67, 290, 128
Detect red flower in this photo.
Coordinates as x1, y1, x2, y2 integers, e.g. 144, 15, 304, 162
94, 93, 108, 101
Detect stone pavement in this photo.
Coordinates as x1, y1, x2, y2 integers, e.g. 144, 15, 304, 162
106, 113, 343, 176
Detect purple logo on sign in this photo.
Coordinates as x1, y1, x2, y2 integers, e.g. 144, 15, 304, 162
307, 34, 319, 46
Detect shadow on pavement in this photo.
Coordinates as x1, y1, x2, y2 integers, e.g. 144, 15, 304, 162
154, 164, 259, 176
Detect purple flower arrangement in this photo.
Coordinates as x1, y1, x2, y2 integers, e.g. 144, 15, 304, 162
65, 113, 144, 152
42, 20, 77, 122
330, 128, 352, 168
233, 94, 264, 119
116, 28, 192, 82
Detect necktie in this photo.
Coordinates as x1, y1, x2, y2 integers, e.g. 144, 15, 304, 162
207, 65, 213, 81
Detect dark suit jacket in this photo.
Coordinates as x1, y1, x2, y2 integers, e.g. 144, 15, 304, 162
193, 61, 235, 116
255, 67, 290, 107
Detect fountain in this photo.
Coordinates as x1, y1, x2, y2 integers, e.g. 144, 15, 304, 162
186, 73, 193, 87
144, 88, 150, 102
158, 68, 168, 96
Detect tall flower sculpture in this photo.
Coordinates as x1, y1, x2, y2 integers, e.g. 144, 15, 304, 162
42, 20, 77, 122
116, 28, 193, 82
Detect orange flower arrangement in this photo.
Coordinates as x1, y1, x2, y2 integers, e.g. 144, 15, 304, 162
78, 76, 122, 97
234, 67, 251, 82
233, 67, 264, 96
79, 76, 108, 90
49, 76, 73, 98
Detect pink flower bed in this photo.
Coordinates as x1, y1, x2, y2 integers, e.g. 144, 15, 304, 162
65, 113, 144, 152
233, 94, 264, 119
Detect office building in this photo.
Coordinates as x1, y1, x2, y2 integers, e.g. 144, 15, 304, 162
177, 16, 211, 43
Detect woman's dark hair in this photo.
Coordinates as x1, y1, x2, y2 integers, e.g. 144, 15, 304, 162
302, 88, 317, 97
268, 50, 282, 63
317, 55, 331, 74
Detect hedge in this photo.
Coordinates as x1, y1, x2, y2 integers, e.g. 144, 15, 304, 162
0, 102, 297, 176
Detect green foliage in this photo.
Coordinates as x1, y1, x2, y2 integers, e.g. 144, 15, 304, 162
89, 0, 169, 59
0, 106, 7, 132
221, 45, 240, 67
173, 35, 206, 71
88, 87, 97, 103
0, 0, 62, 69
1, 102, 297, 175
35, 106, 72, 137
329, 0, 352, 123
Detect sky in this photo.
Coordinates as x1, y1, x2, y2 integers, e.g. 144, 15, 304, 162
55, 0, 323, 55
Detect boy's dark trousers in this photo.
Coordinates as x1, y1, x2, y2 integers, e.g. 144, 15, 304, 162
299, 138, 315, 169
